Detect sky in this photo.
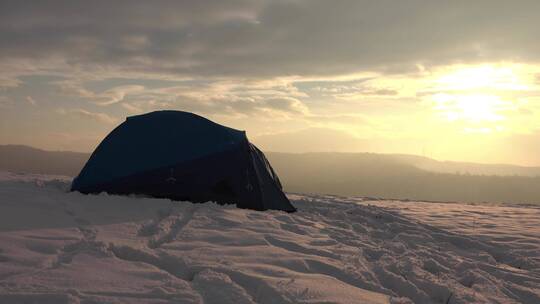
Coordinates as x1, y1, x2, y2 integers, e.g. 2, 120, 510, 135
1, 0, 540, 166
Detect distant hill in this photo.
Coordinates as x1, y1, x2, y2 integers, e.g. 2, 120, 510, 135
265, 152, 540, 205
1, 145, 539, 204
387, 154, 540, 177
0, 145, 89, 176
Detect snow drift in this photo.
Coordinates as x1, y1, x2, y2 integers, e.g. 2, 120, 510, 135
0, 172, 539, 303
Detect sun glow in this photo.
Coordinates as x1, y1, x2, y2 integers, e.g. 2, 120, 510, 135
430, 64, 532, 124
435, 65, 528, 91
432, 93, 506, 122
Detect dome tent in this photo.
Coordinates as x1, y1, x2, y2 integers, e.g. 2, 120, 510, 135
71, 111, 296, 212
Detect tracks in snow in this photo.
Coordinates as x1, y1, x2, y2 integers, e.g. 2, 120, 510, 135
143, 206, 196, 249
53, 206, 106, 268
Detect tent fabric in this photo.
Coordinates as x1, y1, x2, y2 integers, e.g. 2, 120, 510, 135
71, 110, 296, 212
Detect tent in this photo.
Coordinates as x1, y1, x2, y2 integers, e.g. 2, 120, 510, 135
71, 110, 296, 212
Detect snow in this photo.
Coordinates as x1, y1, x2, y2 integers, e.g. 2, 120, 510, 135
0, 172, 539, 303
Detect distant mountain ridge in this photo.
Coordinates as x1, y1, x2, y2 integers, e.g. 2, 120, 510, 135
265, 152, 540, 205
2, 144, 539, 177
0, 145, 89, 176
1, 145, 540, 204
388, 153, 540, 177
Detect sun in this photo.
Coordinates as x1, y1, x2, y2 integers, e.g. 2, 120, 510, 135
455, 95, 501, 121
432, 93, 505, 122
430, 64, 529, 123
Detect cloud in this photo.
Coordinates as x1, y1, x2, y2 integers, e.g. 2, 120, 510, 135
82, 79, 312, 118
121, 102, 144, 114
0, 96, 12, 108
1, 0, 540, 81
3, 0, 540, 165
93, 85, 146, 106
25, 96, 36, 106
56, 108, 118, 124
309, 82, 400, 101
0, 75, 22, 88
124, 94, 309, 118
304, 113, 371, 127
58, 83, 146, 106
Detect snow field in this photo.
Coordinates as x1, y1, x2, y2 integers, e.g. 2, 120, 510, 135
0, 173, 539, 303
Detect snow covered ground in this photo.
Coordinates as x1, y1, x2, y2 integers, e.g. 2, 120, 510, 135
0, 172, 539, 303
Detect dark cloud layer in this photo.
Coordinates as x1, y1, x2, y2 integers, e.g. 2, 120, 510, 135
2, 0, 540, 79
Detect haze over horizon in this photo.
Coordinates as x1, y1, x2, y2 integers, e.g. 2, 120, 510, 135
2, 1, 540, 166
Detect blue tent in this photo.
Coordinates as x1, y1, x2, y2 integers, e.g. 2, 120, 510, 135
71, 111, 296, 212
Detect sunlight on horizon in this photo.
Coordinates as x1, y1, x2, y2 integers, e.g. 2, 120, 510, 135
314, 62, 540, 165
